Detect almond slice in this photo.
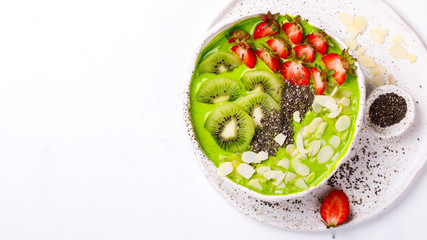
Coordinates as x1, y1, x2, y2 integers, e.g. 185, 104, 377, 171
293, 111, 301, 123
335, 115, 351, 132
237, 163, 255, 179
277, 158, 290, 169
392, 34, 403, 44
369, 30, 385, 44
387, 74, 396, 85
274, 133, 287, 146
330, 86, 338, 97
257, 151, 269, 161
328, 106, 342, 119
312, 101, 322, 113
307, 117, 324, 134
296, 133, 308, 154
285, 172, 296, 183
242, 151, 258, 163
325, 101, 339, 112
286, 144, 296, 155
305, 172, 316, 183
359, 55, 376, 68
372, 74, 386, 87
295, 178, 309, 190
292, 162, 310, 176
329, 136, 341, 149
272, 171, 286, 185
331, 152, 339, 162
315, 95, 336, 107
357, 47, 367, 58
218, 162, 233, 177
409, 54, 417, 63
315, 122, 328, 139
338, 97, 350, 107
317, 145, 335, 163
308, 140, 321, 156
256, 166, 271, 175
388, 44, 408, 59
369, 64, 386, 76
338, 13, 355, 26
345, 38, 358, 50
249, 179, 262, 190
353, 16, 367, 33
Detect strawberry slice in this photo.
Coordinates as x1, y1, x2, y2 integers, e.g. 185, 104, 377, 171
307, 32, 333, 55
282, 15, 307, 45
266, 38, 290, 59
310, 66, 326, 95
281, 60, 310, 85
255, 47, 281, 73
253, 11, 280, 39
322, 49, 357, 85
294, 45, 315, 63
228, 30, 250, 43
320, 190, 350, 228
231, 41, 257, 68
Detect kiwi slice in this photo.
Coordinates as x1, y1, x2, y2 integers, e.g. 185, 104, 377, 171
205, 103, 255, 152
237, 92, 280, 127
241, 70, 283, 103
197, 78, 241, 104
199, 52, 241, 74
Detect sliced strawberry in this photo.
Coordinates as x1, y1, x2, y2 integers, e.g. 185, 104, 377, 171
320, 190, 350, 228
255, 47, 281, 73
322, 49, 357, 85
282, 15, 307, 45
266, 38, 291, 59
228, 30, 250, 43
310, 66, 326, 95
253, 11, 280, 39
281, 60, 310, 85
307, 32, 332, 55
294, 45, 315, 63
231, 42, 257, 68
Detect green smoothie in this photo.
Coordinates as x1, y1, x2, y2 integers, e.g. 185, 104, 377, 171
189, 14, 360, 195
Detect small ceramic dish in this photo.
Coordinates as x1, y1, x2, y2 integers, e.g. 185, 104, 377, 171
365, 85, 415, 138
184, 15, 366, 202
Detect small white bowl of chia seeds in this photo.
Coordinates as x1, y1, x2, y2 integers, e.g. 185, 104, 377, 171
365, 85, 415, 138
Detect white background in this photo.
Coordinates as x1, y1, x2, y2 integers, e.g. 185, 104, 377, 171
0, 0, 425, 239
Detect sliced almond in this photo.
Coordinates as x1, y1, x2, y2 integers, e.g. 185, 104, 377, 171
387, 74, 396, 85
325, 101, 339, 112
237, 163, 255, 179
296, 133, 308, 154
300, 126, 309, 139
330, 86, 338, 97
308, 140, 321, 156
274, 133, 287, 146
293, 111, 301, 123
249, 179, 262, 190
296, 153, 307, 160
357, 47, 367, 58
409, 54, 417, 63
359, 55, 376, 68
285, 172, 296, 183
292, 162, 310, 176
331, 152, 339, 162
315, 122, 328, 139
257, 151, 269, 162
329, 135, 341, 149
312, 101, 322, 113
392, 34, 403, 44
286, 144, 296, 155
295, 178, 309, 190
277, 158, 290, 169
338, 97, 351, 107
242, 151, 258, 163
353, 16, 367, 33
372, 74, 386, 87
305, 172, 316, 183
256, 166, 271, 175
315, 95, 336, 107
388, 44, 408, 59
369, 28, 388, 44
272, 171, 286, 185
335, 115, 351, 132
307, 117, 324, 134
338, 13, 355, 26
291, 148, 299, 158
369, 64, 386, 76
218, 162, 233, 177
345, 38, 358, 50
328, 106, 342, 119
317, 145, 335, 163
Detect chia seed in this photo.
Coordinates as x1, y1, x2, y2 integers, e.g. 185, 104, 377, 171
281, 82, 315, 121
369, 93, 407, 128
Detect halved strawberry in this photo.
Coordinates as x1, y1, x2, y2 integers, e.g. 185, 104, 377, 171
320, 190, 350, 228
253, 11, 280, 39
307, 32, 333, 55
310, 66, 326, 95
322, 49, 357, 85
266, 38, 291, 59
281, 60, 310, 85
294, 45, 315, 63
228, 30, 250, 43
255, 47, 281, 73
282, 15, 307, 45
231, 42, 257, 68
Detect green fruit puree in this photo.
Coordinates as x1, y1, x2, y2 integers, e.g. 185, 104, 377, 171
189, 15, 360, 195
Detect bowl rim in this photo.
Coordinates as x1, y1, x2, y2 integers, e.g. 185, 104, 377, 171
183, 14, 366, 202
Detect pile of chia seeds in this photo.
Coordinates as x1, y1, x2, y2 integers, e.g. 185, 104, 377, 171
369, 93, 407, 127
250, 83, 315, 156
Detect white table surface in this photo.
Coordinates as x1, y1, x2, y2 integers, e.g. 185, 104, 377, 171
0, 0, 425, 239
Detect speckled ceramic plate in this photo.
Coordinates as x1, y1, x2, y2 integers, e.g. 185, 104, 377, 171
184, 0, 427, 231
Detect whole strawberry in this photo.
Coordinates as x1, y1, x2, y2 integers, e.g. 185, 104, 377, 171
253, 11, 280, 39
320, 190, 350, 228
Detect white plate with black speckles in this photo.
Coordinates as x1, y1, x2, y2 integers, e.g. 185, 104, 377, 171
184, 0, 427, 231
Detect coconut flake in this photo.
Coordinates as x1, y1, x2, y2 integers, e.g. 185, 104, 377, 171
217, 162, 233, 177
293, 111, 301, 123
241, 151, 258, 163
317, 145, 335, 163
336, 115, 351, 132
274, 133, 287, 146
237, 163, 255, 179
308, 140, 321, 156
292, 162, 310, 176
277, 158, 290, 169
388, 44, 408, 59
329, 136, 341, 149
295, 178, 309, 190
248, 179, 262, 190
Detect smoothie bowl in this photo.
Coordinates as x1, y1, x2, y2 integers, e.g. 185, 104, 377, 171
184, 12, 365, 201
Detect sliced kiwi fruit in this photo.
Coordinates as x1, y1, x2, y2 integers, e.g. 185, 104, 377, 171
237, 92, 280, 127
197, 78, 241, 104
241, 70, 283, 103
199, 52, 241, 74
205, 103, 255, 152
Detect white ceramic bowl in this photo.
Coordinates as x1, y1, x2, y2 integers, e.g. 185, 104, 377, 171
184, 15, 366, 202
